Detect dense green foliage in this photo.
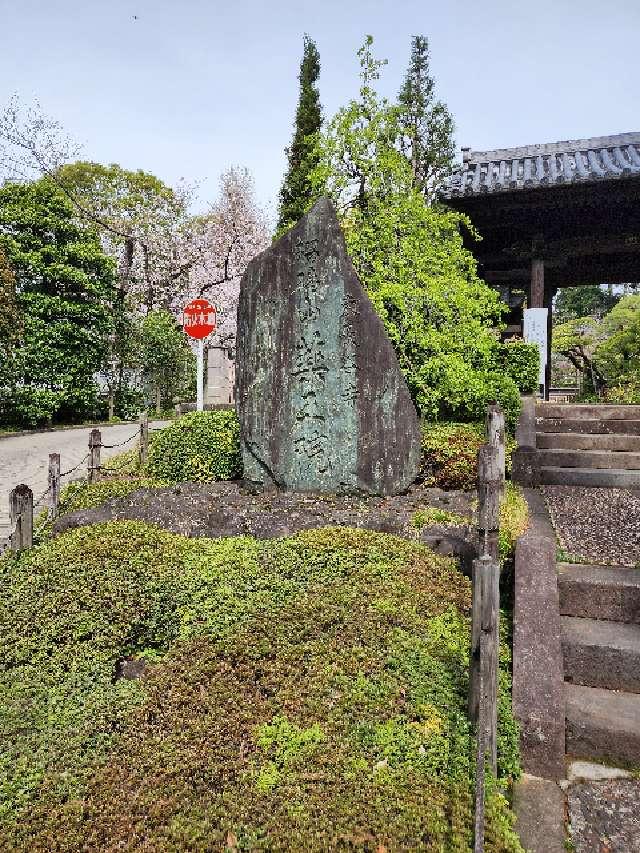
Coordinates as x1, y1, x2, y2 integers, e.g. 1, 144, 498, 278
277, 35, 323, 234
397, 35, 455, 199
310, 38, 521, 427
0, 178, 116, 427
594, 295, 640, 391
421, 422, 516, 491
495, 340, 540, 395
554, 285, 620, 323
0, 522, 522, 850
140, 309, 195, 413
147, 410, 242, 482
553, 295, 640, 400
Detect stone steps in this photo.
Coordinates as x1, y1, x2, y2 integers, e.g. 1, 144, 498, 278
565, 683, 640, 766
537, 432, 640, 451
537, 404, 640, 421
540, 466, 640, 487
539, 448, 640, 469
537, 418, 640, 434
558, 563, 640, 623
561, 616, 640, 693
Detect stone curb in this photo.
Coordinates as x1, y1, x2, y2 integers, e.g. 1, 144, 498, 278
512, 488, 566, 781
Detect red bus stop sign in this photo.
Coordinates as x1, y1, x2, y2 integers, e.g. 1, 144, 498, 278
182, 298, 216, 339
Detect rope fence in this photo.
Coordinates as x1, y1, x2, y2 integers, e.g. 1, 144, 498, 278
1, 412, 157, 557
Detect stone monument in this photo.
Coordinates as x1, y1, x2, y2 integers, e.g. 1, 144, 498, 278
235, 197, 421, 495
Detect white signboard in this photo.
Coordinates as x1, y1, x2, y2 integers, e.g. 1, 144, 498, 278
523, 307, 548, 394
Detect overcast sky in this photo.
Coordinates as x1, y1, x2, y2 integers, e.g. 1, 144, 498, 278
1, 0, 639, 218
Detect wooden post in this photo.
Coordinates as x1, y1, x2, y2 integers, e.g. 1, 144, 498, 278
88, 428, 101, 484
530, 258, 544, 308
139, 411, 149, 469
477, 444, 501, 561
480, 555, 500, 774
486, 404, 506, 489
48, 453, 60, 517
470, 445, 501, 721
472, 554, 500, 852
9, 484, 33, 553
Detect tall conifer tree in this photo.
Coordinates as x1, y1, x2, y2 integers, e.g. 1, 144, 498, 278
398, 36, 455, 201
277, 35, 322, 234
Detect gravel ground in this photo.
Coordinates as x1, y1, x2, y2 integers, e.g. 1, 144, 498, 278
543, 485, 640, 567
568, 780, 640, 852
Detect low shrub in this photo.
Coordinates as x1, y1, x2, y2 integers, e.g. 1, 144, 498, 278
147, 410, 242, 482
0, 523, 522, 851
421, 422, 517, 491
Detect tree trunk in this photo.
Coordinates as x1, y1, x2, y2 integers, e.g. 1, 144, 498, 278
155, 386, 162, 416
143, 244, 154, 313
108, 390, 115, 420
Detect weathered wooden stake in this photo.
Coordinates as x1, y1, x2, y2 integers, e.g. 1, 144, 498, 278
486, 403, 506, 490
9, 484, 33, 553
48, 453, 60, 517
472, 554, 500, 852
480, 555, 500, 774
139, 411, 149, 468
477, 443, 501, 561
470, 445, 501, 721
88, 428, 102, 484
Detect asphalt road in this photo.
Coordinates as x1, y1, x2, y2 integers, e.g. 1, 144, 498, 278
0, 421, 169, 543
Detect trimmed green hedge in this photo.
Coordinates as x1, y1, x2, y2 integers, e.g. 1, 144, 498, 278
0, 523, 522, 851
147, 410, 242, 482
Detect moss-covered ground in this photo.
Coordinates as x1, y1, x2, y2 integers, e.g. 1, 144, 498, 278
0, 522, 524, 851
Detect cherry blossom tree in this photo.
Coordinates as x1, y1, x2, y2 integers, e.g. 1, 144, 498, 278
177, 168, 271, 350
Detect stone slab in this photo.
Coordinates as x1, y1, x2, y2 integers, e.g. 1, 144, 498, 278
537, 432, 640, 451
561, 616, 640, 692
567, 779, 640, 852
558, 563, 640, 623
235, 197, 421, 495
512, 490, 566, 780
537, 419, 640, 434
513, 774, 566, 853
565, 683, 640, 766
538, 448, 640, 469
537, 403, 640, 421
540, 466, 640, 487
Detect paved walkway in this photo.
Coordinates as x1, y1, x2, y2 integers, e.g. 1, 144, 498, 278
0, 422, 168, 541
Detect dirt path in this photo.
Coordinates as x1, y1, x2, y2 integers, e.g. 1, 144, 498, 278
0, 422, 168, 541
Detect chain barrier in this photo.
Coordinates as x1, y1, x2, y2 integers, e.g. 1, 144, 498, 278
59, 453, 90, 479
101, 430, 139, 450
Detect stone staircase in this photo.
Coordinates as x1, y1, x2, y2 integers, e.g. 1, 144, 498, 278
559, 560, 640, 766
536, 403, 640, 487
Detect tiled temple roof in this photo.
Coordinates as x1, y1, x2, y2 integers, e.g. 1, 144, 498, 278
441, 131, 640, 199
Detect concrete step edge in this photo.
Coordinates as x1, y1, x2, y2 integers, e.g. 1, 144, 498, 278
565, 683, 640, 765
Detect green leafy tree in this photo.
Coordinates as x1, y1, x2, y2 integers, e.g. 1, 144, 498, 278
0, 178, 115, 426
140, 309, 195, 414
553, 317, 605, 396
0, 247, 21, 387
397, 35, 455, 200
277, 35, 323, 234
554, 285, 619, 322
310, 38, 519, 426
594, 295, 640, 389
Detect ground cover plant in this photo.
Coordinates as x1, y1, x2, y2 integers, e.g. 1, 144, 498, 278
0, 522, 522, 851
